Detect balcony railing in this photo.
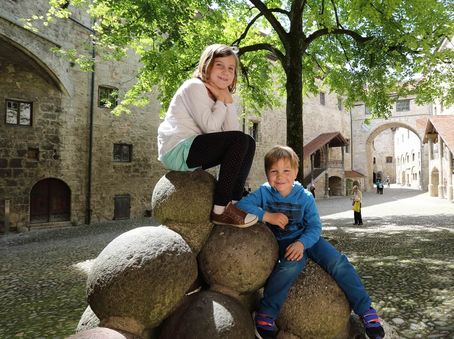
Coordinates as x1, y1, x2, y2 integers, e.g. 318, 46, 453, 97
327, 160, 343, 168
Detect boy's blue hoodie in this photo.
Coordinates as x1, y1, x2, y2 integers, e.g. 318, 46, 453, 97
236, 181, 321, 250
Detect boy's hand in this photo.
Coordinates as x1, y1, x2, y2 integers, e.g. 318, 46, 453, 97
263, 212, 288, 230
285, 241, 305, 261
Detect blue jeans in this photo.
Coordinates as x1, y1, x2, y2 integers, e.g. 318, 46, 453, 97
259, 237, 371, 319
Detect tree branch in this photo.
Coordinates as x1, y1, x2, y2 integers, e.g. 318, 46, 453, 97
231, 8, 289, 47
306, 28, 372, 46
331, 0, 344, 29
238, 43, 286, 63
249, 0, 289, 46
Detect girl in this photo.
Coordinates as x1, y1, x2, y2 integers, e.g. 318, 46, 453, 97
352, 185, 363, 225
157, 44, 257, 227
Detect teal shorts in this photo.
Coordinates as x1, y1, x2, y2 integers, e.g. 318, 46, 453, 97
160, 136, 200, 172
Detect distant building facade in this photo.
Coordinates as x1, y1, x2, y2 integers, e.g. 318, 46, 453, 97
0, 1, 164, 231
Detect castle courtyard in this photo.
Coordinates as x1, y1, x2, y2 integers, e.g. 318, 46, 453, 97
0, 187, 453, 338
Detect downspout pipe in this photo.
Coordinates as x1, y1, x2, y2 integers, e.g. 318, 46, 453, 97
85, 44, 95, 225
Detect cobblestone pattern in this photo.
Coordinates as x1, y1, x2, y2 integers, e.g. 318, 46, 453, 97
0, 187, 453, 338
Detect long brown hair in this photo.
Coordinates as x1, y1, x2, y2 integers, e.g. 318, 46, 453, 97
193, 44, 239, 93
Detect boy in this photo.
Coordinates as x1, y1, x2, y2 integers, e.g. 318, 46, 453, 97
237, 145, 385, 339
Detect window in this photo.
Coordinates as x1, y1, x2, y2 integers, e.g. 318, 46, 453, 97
98, 86, 118, 108
320, 92, 325, 105
345, 139, 350, 153
337, 97, 343, 111
373, 157, 376, 165
386, 156, 393, 163
113, 144, 132, 162
249, 121, 259, 141
396, 99, 410, 112
5, 99, 32, 126
412, 153, 415, 161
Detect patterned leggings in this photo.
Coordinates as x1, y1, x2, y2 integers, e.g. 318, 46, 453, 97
186, 131, 256, 206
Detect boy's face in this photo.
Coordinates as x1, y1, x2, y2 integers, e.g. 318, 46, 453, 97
266, 158, 298, 197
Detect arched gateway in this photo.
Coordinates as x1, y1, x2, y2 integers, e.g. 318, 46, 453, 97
351, 104, 430, 191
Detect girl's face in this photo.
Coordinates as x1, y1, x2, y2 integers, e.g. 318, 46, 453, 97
207, 55, 236, 90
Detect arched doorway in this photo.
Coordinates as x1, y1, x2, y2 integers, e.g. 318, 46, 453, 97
30, 178, 71, 223
328, 176, 342, 196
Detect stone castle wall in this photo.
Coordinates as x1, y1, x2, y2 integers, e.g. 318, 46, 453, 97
0, 1, 164, 230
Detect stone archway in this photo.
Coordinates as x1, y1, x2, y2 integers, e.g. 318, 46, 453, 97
328, 176, 342, 196
30, 178, 71, 223
0, 29, 70, 95
363, 122, 426, 191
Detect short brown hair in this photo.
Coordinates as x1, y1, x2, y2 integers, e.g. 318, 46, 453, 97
264, 145, 299, 173
193, 44, 239, 93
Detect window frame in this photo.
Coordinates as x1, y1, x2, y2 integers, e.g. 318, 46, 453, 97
249, 121, 259, 141
5, 99, 33, 126
98, 86, 119, 109
113, 143, 133, 162
396, 99, 410, 112
319, 92, 325, 106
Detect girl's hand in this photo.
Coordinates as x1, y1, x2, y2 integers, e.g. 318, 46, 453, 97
263, 212, 288, 230
285, 241, 305, 261
205, 81, 233, 104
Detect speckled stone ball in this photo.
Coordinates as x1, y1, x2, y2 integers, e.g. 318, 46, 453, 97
198, 223, 278, 294
76, 305, 99, 332
276, 260, 351, 339
159, 291, 255, 339
152, 170, 216, 224
163, 222, 213, 254
86, 226, 197, 335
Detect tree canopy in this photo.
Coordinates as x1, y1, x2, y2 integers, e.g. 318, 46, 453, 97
31, 0, 453, 178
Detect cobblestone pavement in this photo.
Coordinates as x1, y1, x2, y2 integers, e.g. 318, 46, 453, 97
317, 185, 454, 338
0, 186, 452, 338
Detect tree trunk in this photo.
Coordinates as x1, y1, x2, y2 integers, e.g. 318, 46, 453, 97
285, 51, 304, 182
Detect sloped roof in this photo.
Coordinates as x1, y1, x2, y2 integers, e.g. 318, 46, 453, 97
303, 132, 348, 157
344, 170, 366, 178
423, 116, 454, 152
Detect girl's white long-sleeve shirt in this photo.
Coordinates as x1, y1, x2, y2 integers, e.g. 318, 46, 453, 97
157, 78, 240, 159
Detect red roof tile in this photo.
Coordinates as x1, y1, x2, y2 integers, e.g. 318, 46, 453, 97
303, 132, 348, 157
423, 116, 454, 152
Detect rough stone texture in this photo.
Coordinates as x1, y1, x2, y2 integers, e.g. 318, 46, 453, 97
152, 170, 216, 224
86, 226, 197, 335
198, 223, 278, 294
163, 222, 213, 254
0, 1, 164, 230
276, 260, 351, 339
67, 327, 137, 339
159, 291, 255, 339
76, 305, 100, 332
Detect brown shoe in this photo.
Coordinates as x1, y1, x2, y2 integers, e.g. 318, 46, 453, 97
211, 202, 258, 228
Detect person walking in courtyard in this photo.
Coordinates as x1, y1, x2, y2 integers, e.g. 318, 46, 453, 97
352, 185, 363, 225
376, 179, 384, 194
237, 146, 384, 339
157, 44, 257, 227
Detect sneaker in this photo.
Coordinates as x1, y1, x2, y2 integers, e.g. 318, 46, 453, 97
253, 312, 277, 339
361, 307, 385, 339
211, 202, 258, 228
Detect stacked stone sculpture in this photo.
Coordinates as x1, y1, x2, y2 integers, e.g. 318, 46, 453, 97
72, 169, 375, 339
